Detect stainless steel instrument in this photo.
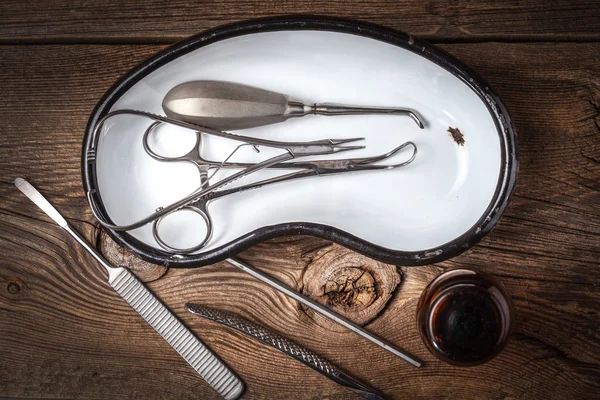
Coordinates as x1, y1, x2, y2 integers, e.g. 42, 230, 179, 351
14, 178, 245, 400
186, 303, 386, 400
87, 110, 417, 254
83, 86, 422, 367
162, 80, 425, 130
142, 120, 416, 253
224, 258, 421, 368
87, 110, 364, 250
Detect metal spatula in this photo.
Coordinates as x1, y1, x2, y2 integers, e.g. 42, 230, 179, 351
14, 178, 244, 400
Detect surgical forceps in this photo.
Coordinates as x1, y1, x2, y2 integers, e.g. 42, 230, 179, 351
143, 121, 416, 253
87, 110, 364, 241
87, 110, 416, 254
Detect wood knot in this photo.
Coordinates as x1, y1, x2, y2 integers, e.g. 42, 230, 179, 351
97, 230, 168, 283
1, 275, 29, 298
7, 282, 21, 295
323, 266, 376, 309
300, 244, 400, 330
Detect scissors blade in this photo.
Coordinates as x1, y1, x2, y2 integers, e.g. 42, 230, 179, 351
14, 178, 68, 228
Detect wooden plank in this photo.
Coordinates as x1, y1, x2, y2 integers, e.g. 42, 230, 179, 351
0, 43, 599, 399
1, 0, 600, 43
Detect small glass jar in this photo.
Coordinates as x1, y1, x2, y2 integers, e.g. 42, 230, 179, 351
416, 269, 514, 366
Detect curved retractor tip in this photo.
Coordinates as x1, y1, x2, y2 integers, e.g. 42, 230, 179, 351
410, 111, 425, 129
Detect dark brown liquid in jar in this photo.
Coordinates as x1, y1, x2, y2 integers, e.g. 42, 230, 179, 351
416, 269, 514, 366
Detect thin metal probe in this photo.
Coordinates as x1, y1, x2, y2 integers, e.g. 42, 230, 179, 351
226, 257, 422, 368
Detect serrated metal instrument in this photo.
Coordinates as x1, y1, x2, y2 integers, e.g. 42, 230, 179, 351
186, 303, 385, 400
14, 178, 244, 400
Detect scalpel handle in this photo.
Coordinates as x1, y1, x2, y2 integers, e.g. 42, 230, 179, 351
108, 267, 244, 400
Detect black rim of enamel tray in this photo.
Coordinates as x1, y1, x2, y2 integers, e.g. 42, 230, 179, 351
81, 16, 518, 268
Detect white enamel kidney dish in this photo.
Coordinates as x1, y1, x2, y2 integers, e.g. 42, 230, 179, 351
82, 17, 517, 267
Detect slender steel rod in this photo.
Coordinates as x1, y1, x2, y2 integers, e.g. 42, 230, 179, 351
226, 257, 422, 367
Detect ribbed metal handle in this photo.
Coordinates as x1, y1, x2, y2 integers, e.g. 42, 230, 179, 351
109, 268, 244, 400
186, 304, 385, 400
188, 303, 341, 376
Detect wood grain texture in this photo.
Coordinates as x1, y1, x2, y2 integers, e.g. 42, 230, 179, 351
0, 40, 599, 399
1, 1, 600, 43
98, 231, 168, 283
300, 245, 401, 329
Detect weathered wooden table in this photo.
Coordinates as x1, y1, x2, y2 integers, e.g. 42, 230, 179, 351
1, 2, 599, 399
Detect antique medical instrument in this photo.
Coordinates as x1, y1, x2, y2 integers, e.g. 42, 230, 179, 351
162, 80, 425, 130
87, 110, 417, 254
187, 303, 386, 399
15, 178, 245, 400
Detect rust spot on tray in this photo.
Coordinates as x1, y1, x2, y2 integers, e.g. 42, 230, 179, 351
448, 126, 465, 146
